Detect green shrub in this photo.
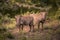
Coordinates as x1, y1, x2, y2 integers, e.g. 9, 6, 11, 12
6, 33, 15, 39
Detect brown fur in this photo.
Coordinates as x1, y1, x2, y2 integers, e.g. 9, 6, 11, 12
30, 11, 48, 31
15, 15, 34, 32
15, 11, 48, 32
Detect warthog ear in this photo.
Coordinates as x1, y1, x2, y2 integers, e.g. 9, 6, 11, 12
15, 16, 17, 18
15, 15, 20, 18
15, 15, 21, 21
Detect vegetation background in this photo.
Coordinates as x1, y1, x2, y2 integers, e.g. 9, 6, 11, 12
0, 0, 60, 40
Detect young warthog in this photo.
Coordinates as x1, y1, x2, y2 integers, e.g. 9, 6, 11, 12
30, 11, 48, 31
15, 15, 34, 32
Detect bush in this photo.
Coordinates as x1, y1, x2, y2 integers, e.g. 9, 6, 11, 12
6, 32, 15, 39
57, 16, 60, 20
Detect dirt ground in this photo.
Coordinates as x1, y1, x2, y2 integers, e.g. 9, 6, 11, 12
5, 20, 60, 40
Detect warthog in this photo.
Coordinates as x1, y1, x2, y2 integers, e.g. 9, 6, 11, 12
15, 15, 34, 32
30, 11, 48, 31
